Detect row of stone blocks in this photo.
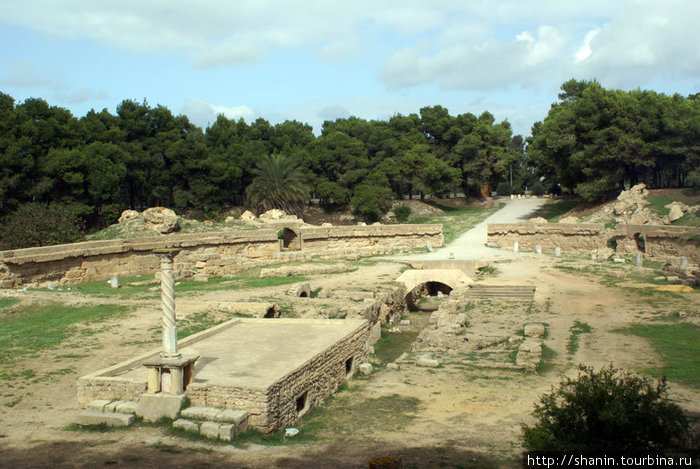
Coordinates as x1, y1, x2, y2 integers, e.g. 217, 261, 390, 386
76, 399, 138, 427
173, 406, 249, 441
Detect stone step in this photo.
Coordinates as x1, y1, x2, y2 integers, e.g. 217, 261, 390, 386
77, 410, 134, 427
172, 418, 242, 442
180, 406, 248, 428
469, 285, 536, 300
86, 399, 138, 415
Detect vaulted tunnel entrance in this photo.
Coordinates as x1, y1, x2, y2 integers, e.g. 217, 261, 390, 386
405, 281, 453, 311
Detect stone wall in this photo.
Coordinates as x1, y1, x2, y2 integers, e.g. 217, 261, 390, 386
0, 224, 442, 288
487, 223, 699, 262
181, 320, 370, 432
487, 223, 607, 251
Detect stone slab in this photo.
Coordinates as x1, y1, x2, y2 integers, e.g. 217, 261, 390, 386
136, 393, 186, 422
86, 399, 113, 412
200, 421, 221, 439
77, 410, 134, 427
219, 423, 235, 441
115, 401, 138, 415
103, 400, 123, 413
180, 406, 210, 420
215, 409, 249, 426
173, 418, 200, 433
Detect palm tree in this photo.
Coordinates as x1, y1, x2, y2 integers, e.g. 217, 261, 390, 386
245, 154, 309, 216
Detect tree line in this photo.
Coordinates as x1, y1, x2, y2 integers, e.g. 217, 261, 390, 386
528, 79, 700, 202
0, 92, 524, 230
0, 79, 698, 245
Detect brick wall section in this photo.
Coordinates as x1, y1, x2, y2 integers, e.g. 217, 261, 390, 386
77, 377, 147, 407
186, 322, 370, 432
0, 224, 442, 288
613, 225, 700, 263
487, 223, 607, 251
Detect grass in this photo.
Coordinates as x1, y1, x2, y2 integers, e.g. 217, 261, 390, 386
70, 274, 308, 299
0, 302, 129, 362
407, 203, 504, 244
566, 321, 592, 355
646, 196, 673, 216
0, 298, 20, 309
372, 326, 420, 365
672, 211, 700, 227
537, 345, 557, 374
528, 198, 581, 221
613, 323, 700, 388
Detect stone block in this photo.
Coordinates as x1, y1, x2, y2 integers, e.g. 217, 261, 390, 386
215, 409, 249, 427
219, 423, 235, 441
200, 421, 221, 439
358, 363, 373, 375
86, 399, 113, 412
115, 401, 138, 415
77, 410, 134, 427
136, 393, 186, 422
369, 321, 381, 346
180, 406, 212, 420
173, 418, 200, 433
103, 400, 123, 413
524, 324, 545, 337
416, 357, 440, 368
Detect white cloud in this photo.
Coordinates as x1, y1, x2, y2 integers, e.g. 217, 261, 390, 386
575, 29, 599, 63
56, 87, 108, 104
182, 98, 255, 128
1, 61, 66, 90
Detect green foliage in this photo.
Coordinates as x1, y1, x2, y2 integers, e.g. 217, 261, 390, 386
522, 365, 689, 452
351, 183, 392, 222
529, 181, 546, 196
615, 323, 700, 388
566, 321, 592, 355
495, 182, 513, 195
0, 203, 84, 250
528, 80, 700, 202
393, 204, 412, 222
245, 154, 309, 216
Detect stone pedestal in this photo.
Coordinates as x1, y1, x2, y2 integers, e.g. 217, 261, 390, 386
143, 356, 199, 395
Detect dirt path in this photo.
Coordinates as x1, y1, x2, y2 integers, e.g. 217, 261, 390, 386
402, 197, 546, 260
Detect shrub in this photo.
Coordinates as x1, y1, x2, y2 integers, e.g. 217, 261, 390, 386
522, 365, 689, 453
496, 182, 513, 196
0, 203, 85, 250
351, 183, 392, 223
530, 181, 546, 196
393, 204, 412, 223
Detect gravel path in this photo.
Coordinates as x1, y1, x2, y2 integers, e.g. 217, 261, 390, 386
397, 197, 547, 261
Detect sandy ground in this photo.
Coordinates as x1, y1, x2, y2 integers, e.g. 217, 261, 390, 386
0, 199, 698, 468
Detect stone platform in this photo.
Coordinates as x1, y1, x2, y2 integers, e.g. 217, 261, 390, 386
78, 318, 370, 432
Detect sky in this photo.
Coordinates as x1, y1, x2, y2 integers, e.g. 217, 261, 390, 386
1, 0, 698, 138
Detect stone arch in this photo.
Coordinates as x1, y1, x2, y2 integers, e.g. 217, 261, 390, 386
405, 281, 453, 310
633, 232, 646, 253
281, 227, 301, 251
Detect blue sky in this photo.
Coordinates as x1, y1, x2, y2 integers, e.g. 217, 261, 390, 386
1, 0, 698, 137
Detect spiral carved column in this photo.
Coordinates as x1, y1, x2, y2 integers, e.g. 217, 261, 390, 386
155, 249, 181, 360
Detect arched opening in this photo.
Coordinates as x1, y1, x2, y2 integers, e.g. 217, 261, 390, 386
405, 281, 453, 311
263, 307, 277, 318
299, 291, 308, 298
281, 228, 301, 251
634, 233, 646, 253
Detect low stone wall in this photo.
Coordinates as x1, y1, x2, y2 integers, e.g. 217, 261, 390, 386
0, 224, 442, 288
487, 223, 700, 262
487, 223, 607, 251
613, 225, 700, 263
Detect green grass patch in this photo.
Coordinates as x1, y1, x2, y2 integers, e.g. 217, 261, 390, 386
0, 298, 20, 309
528, 199, 581, 221
407, 203, 504, 244
0, 302, 129, 362
672, 212, 700, 227
373, 327, 420, 365
566, 321, 592, 355
646, 196, 673, 216
613, 323, 700, 388
537, 344, 558, 374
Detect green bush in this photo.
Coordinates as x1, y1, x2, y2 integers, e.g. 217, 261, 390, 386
0, 203, 85, 250
496, 182, 513, 196
393, 204, 412, 223
350, 183, 392, 223
530, 181, 546, 196
522, 365, 689, 453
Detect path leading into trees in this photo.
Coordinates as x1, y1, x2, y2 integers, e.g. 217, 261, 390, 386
399, 197, 547, 261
